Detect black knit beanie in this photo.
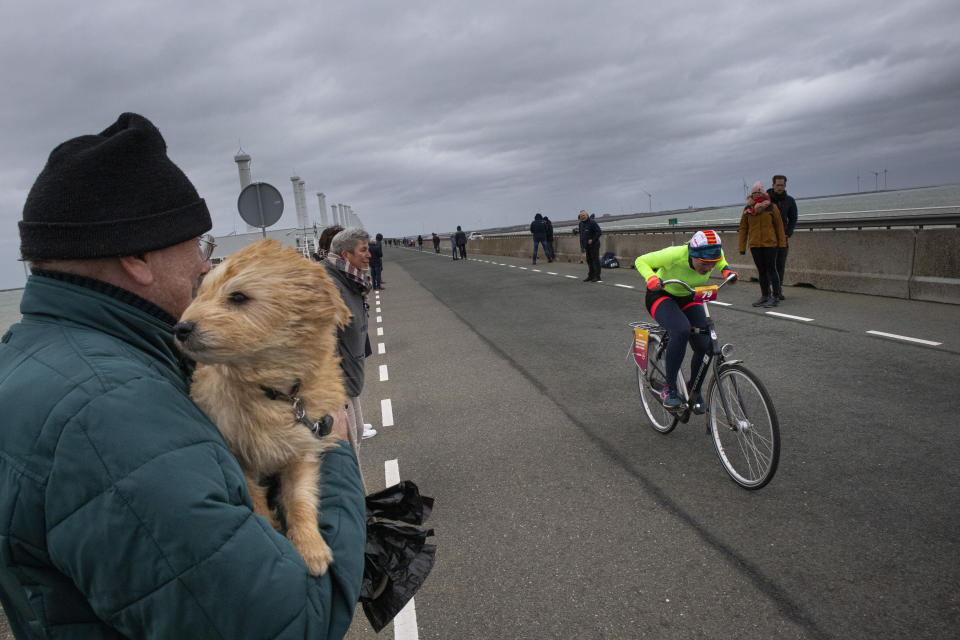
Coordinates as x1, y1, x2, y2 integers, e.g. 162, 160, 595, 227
19, 112, 212, 260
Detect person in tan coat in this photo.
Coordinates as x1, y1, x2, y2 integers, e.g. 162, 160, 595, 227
738, 181, 786, 307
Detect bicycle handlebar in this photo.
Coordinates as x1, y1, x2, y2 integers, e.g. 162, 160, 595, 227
660, 273, 736, 294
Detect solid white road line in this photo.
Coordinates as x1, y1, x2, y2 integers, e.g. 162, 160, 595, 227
866, 330, 942, 346
378, 342, 386, 354
381, 399, 394, 427
615, 284, 634, 289
377, 327, 384, 336
384, 460, 419, 640
379, 364, 389, 381
765, 311, 815, 322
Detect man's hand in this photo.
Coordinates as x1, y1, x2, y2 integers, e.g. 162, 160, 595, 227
331, 407, 350, 441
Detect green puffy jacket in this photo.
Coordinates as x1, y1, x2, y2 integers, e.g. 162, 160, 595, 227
0, 273, 366, 639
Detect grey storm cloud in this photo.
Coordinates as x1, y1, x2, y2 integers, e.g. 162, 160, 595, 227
1, 0, 959, 288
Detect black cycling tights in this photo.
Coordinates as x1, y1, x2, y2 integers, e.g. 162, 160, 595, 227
646, 292, 711, 391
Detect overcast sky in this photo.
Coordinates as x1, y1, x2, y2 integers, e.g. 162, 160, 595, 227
2, 0, 959, 289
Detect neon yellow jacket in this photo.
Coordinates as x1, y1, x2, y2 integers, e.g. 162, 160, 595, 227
634, 245, 728, 297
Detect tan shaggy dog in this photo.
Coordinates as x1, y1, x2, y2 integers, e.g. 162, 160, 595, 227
174, 239, 351, 576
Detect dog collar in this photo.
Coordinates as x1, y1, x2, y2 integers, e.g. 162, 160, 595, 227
260, 380, 334, 437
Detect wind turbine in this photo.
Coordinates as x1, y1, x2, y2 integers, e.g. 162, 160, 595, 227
640, 188, 653, 213
872, 170, 880, 191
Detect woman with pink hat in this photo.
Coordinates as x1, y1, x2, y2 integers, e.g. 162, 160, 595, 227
738, 181, 786, 307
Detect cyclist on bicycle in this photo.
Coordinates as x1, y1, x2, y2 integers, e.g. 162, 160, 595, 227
635, 230, 738, 410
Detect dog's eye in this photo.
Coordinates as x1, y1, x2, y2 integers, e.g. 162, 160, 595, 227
228, 291, 249, 305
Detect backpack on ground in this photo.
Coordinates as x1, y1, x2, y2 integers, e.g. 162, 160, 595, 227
601, 251, 620, 269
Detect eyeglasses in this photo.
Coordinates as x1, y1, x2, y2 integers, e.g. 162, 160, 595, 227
198, 234, 217, 261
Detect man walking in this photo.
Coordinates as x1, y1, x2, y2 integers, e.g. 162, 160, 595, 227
432, 232, 440, 253
578, 209, 602, 282
767, 175, 798, 300
324, 227, 377, 445
530, 213, 553, 264
0, 113, 366, 639
455, 225, 468, 260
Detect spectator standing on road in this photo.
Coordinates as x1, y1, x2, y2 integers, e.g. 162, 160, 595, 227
578, 209, 602, 282
369, 232, 384, 291
0, 112, 365, 639
739, 181, 786, 307
768, 174, 798, 300
325, 227, 378, 445
455, 225, 468, 260
450, 233, 458, 260
543, 215, 556, 261
432, 232, 440, 253
417, 234, 423, 251
530, 213, 554, 264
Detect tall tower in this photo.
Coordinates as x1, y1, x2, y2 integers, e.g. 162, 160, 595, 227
234, 149, 257, 232
291, 176, 308, 230
316, 193, 328, 227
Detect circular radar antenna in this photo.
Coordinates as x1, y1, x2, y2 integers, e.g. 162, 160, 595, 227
237, 182, 284, 237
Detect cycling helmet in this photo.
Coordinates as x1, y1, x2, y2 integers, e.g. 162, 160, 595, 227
688, 229, 723, 262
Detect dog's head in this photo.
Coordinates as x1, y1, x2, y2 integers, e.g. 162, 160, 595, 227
174, 239, 350, 367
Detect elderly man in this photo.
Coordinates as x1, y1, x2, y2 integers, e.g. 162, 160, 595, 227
325, 227, 376, 446
0, 113, 366, 639
578, 209, 603, 282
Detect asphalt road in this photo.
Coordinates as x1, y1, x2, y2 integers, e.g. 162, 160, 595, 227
348, 247, 960, 640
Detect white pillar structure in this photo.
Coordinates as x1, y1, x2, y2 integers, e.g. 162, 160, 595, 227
316, 192, 328, 227
234, 149, 257, 233
338, 204, 347, 227
330, 204, 338, 227
291, 176, 308, 230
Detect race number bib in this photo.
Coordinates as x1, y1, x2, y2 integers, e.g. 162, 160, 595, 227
694, 285, 719, 303
633, 327, 649, 370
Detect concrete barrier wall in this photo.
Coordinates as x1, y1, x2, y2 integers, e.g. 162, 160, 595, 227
467, 227, 960, 304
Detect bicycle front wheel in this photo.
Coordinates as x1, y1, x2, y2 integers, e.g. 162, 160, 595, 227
707, 364, 780, 489
637, 333, 677, 434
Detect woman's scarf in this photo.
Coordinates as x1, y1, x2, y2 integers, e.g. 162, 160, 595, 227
326, 254, 373, 294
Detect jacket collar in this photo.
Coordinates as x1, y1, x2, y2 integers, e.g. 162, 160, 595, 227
20, 272, 194, 388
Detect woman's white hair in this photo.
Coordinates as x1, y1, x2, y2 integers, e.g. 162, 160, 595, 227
330, 227, 370, 256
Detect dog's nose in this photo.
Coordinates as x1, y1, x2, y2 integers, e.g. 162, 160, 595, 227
173, 321, 196, 342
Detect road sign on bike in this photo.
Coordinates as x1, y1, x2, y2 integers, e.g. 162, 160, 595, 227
633, 327, 649, 370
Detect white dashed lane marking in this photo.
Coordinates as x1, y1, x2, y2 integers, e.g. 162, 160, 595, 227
377, 327, 384, 336
866, 330, 942, 346
765, 311, 815, 322
379, 364, 389, 381
378, 342, 386, 354
381, 399, 394, 427
384, 460, 419, 639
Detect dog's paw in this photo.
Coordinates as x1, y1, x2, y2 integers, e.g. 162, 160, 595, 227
301, 538, 334, 576
291, 528, 334, 576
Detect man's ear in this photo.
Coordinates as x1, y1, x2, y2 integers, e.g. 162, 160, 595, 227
118, 254, 156, 286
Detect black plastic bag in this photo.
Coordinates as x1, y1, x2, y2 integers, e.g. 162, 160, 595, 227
360, 481, 436, 632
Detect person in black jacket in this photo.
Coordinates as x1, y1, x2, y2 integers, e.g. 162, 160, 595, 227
768, 175, 798, 301
369, 232, 384, 290
455, 226, 467, 260
578, 209, 602, 282
543, 216, 555, 261
529, 213, 553, 264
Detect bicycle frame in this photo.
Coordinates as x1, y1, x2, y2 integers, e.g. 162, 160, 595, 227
641, 276, 740, 427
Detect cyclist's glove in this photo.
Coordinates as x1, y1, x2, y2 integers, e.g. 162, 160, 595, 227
646, 275, 662, 290
722, 269, 739, 283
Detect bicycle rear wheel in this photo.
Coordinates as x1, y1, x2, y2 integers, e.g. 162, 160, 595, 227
637, 333, 678, 434
707, 363, 780, 489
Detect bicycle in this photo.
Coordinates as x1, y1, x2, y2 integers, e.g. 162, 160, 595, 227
629, 276, 781, 489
